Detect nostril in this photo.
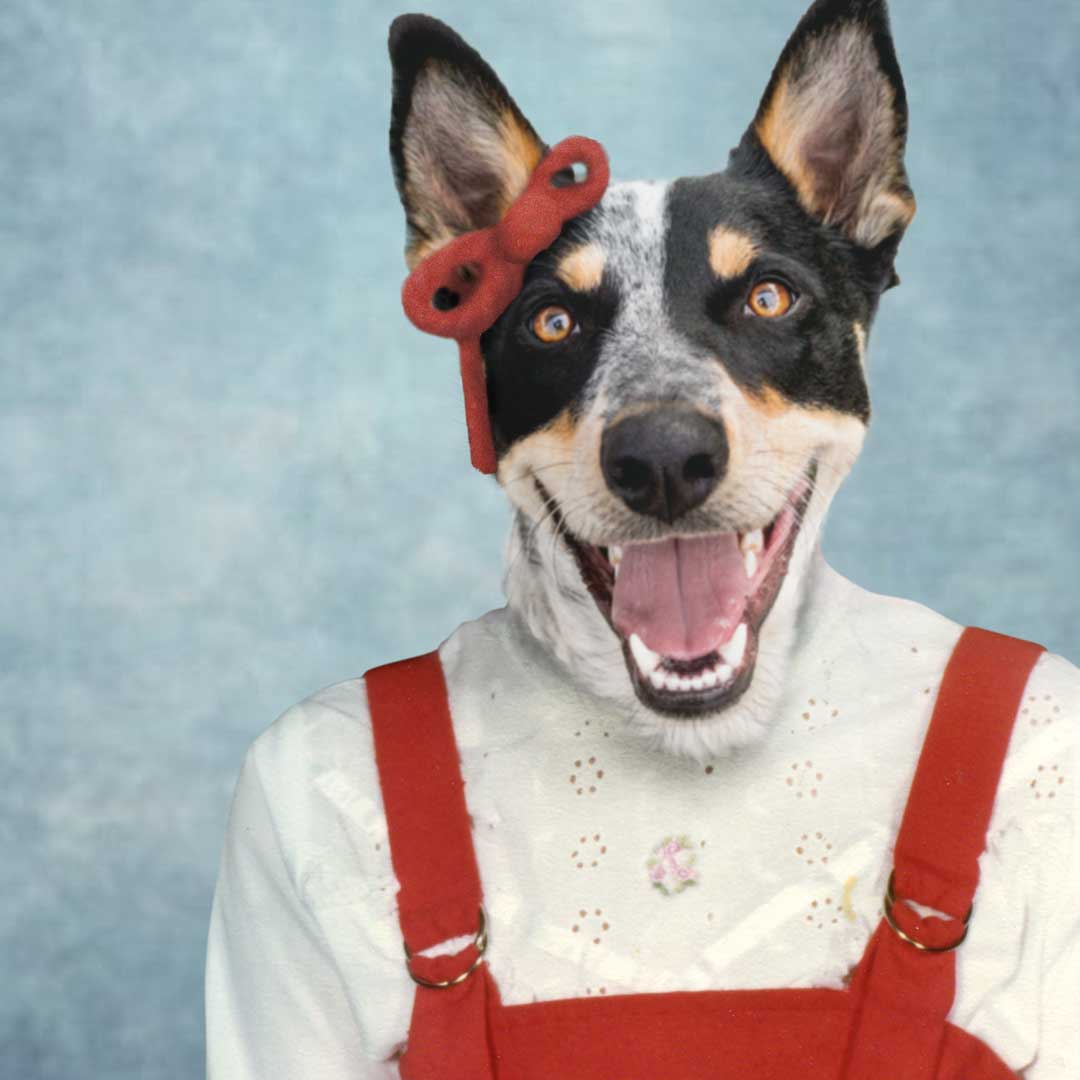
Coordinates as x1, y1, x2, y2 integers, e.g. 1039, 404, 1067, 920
683, 453, 716, 484
612, 456, 653, 493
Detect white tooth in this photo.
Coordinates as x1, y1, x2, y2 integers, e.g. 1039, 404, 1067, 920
690, 675, 706, 691
610, 545, 623, 565
744, 549, 758, 579
665, 673, 683, 693
715, 664, 733, 684
650, 669, 667, 690
741, 529, 765, 554
629, 633, 662, 676
720, 624, 748, 669
702, 669, 718, 688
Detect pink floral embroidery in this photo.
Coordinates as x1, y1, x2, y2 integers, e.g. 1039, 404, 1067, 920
647, 835, 699, 896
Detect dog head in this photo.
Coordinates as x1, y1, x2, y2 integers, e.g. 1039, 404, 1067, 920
388, 0, 914, 756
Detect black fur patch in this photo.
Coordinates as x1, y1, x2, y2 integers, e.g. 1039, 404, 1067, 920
480, 213, 618, 450
664, 171, 875, 421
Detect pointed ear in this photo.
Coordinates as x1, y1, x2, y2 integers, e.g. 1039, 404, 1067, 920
388, 15, 547, 269
735, 0, 915, 250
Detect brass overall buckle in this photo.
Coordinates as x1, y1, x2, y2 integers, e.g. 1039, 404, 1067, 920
882, 871, 972, 953
404, 907, 488, 989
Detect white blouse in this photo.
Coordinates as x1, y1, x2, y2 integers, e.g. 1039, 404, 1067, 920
205, 562, 1080, 1078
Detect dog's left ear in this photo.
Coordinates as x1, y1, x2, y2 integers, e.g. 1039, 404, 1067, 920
388, 15, 547, 270
733, 0, 915, 253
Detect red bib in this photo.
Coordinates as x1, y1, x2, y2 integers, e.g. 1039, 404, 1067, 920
365, 627, 1044, 1078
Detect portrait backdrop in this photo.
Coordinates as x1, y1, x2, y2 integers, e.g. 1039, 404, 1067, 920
1, 1, 1077, 1077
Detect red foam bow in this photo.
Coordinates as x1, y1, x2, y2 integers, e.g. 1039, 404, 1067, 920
401, 136, 610, 474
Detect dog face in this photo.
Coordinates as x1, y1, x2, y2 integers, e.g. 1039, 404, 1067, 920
388, 1, 914, 747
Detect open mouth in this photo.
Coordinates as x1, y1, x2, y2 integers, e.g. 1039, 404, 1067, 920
548, 464, 816, 716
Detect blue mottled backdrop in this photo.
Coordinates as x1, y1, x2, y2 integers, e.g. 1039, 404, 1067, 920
1, 1, 1077, 1077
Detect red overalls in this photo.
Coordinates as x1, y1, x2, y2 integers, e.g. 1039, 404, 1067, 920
365, 627, 1044, 1078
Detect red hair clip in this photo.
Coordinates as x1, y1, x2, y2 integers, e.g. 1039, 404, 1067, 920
401, 136, 610, 474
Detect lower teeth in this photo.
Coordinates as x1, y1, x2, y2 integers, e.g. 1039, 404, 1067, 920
649, 660, 735, 693
633, 622, 748, 694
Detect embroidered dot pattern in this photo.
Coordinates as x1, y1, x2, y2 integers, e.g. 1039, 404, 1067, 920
574, 719, 612, 740
798, 697, 840, 734
793, 831, 833, 866
569, 756, 605, 796
1030, 764, 1066, 800
544, 647, 1053, 989
804, 893, 842, 930
570, 908, 611, 945
570, 833, 607, 870
1022, 692, 1061, 729
785, 760, 825, 799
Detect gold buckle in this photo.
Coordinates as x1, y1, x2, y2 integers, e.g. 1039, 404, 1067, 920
882, 871, 972, 953
404, 907, 488, 989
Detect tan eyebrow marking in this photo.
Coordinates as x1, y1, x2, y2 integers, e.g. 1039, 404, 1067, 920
707, 225, 758, 279
745, 384, 793, 418
555, 243, 606, 292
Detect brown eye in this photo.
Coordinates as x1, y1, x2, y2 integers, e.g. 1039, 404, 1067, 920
531, 305, 576, 343
746, 280, 795, 319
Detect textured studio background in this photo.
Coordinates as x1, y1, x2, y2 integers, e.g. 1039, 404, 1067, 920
2, 1, 1078, 1077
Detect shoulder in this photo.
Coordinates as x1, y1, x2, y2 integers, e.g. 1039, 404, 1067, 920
240, 607, 525, 907
219, 670, 426, 1065
250, 675, 371, 780
805, 563, 965, 663
998, 648, 1080, 808
816, 565, 1080, 831
1022, 648, 1080, 723
239, 674, 393, 911
980, 647, 1080, 938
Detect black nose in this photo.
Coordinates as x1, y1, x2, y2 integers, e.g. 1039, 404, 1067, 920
601, 407, 729, 523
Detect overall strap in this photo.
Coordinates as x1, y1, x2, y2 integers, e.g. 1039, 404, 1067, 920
892, 627, 1046, 921
365, 652, 497, 1080
842, 626, 1045, 1079
365, 652, 484, 958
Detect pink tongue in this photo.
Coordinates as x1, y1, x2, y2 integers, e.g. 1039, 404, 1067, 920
611, 535, 750, 659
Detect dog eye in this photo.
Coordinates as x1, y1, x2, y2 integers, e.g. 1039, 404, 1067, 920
745, 280, 795, 319
530, 305, 577, 344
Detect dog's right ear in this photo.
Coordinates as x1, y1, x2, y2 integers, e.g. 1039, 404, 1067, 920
388, 15, 546, 270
